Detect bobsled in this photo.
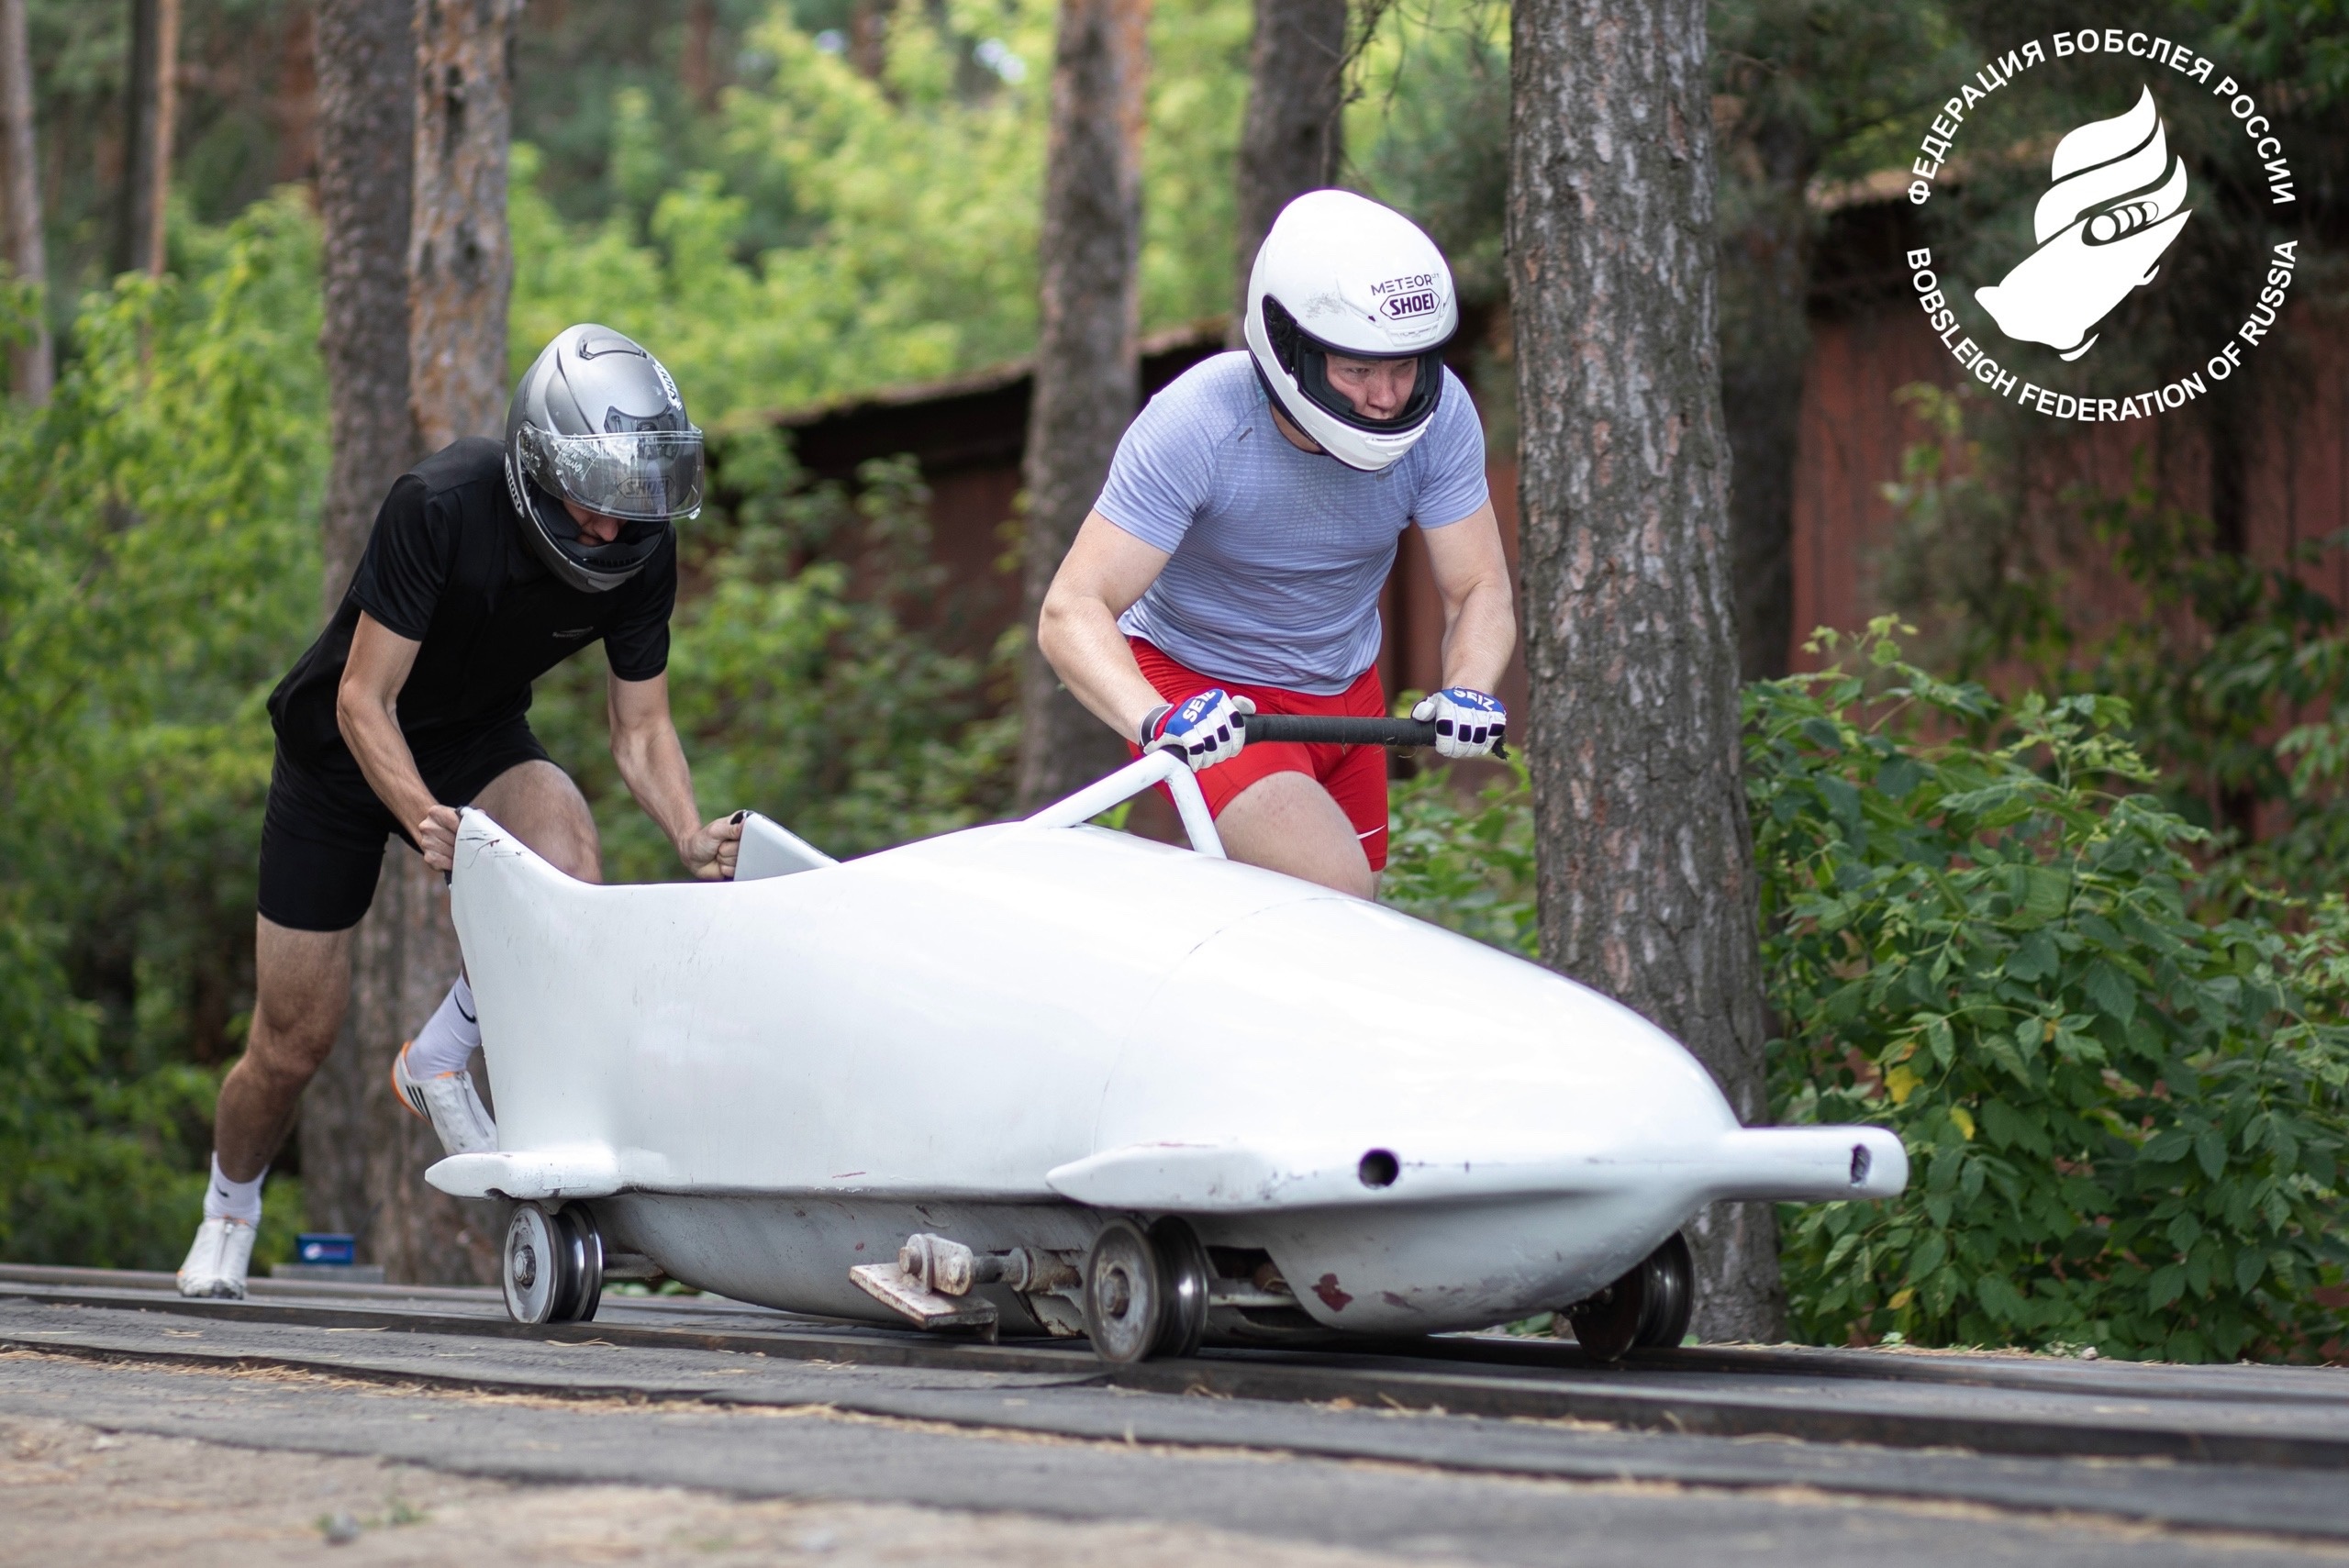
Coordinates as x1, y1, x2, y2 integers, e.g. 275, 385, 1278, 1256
431, 740, 1906, 1362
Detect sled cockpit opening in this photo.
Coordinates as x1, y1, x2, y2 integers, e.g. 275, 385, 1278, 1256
736, 812, 838, 881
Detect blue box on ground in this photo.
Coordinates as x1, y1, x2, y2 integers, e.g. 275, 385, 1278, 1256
296, 1232, 356, 1266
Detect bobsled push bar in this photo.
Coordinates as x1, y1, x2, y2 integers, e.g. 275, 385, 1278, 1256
1244, 714, 1506, 756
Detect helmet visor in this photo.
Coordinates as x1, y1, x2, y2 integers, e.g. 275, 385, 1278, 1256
521, 426, 706, 522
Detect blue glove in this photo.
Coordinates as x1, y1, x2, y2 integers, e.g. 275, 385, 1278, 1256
1141, 688, 1255, 772
1412, 686, 1508, 759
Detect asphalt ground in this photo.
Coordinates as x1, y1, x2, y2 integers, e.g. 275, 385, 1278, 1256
1, 1268, 2344, 1564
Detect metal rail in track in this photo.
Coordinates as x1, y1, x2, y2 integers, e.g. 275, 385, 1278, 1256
4, 1263, 2344, 1473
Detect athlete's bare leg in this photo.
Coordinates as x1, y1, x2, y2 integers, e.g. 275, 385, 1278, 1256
471, 759, 602, 884
214, 919, 353, 1183
1215, 770, 1376, 900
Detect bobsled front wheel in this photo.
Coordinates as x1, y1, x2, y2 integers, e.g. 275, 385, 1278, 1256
1083, 1218, 1209, 1362
502, 1202, 605, 1326
1565, 1230, 1694, 1362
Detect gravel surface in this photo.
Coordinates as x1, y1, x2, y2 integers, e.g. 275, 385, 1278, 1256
0, 1409, 1443, 1568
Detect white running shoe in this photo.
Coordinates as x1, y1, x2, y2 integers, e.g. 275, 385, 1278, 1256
176, 1217, 256, 1299
392, 1040, 499, 1156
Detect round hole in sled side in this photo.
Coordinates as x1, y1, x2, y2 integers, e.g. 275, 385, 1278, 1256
1357, 1149, 1399, 1188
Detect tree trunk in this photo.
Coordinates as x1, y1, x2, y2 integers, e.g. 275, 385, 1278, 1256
1015, 0, 1150, 811
848, 0, 886, 80
682, 0, 720, 112
409, 0, 516, 449
305, 0, 421, 1266
1230, 0, 1344, 329
1508, 0, 1783, 1341
1719, 118, 1814, 683
0, 0, 50, 403
117, 0, 179, 277
313, 0, 420, 616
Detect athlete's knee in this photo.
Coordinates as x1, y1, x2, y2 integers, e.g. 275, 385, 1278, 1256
481, 761, 601, 882
237, 1009, 339, 1087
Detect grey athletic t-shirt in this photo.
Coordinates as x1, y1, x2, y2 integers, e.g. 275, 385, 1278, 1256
1097, 351, 1488, 695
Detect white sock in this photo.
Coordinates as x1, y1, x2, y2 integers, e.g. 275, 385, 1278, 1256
406, 975, 482, 1078
203, 1153, 265, 1226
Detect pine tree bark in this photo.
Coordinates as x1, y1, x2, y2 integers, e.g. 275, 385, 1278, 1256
1719, 118, 1814, 683
1015, 0, 1150, 810
0, 0, 50, 403
409, 0, 516, 450
341, 0, 519, 1288
117, 0, 179, 277
303, 0, 424, 1266
1230, 0, 1344, 328
1508, 0, 1784, 1340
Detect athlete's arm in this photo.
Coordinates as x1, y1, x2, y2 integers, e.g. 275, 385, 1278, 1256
1421, 499, 1516, 694
1038, 512, 1179, 740
338, 613, 464, 872
607, 671, 742, 881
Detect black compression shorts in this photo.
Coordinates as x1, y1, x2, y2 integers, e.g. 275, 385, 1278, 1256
256, 719, 554, 933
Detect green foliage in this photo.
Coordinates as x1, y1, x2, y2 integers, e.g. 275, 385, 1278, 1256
1753, 622, 2349, 1360
510, 0, 1249, 421
1381, 757, 1537, 959
0, 190, 326, 1269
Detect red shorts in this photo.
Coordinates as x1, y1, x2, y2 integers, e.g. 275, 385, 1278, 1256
1128, 638, 1391, 871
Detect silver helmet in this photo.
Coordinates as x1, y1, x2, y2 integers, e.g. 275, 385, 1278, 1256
504, 324, 704, 593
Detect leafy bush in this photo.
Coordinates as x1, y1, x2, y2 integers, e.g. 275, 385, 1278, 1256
1381, 757, 1537, 959
1754, 623, 2349, 1360
1383, 626, 2349, 1360
0, 190, 326, 1270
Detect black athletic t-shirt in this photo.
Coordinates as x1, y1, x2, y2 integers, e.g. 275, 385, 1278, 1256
268, 437, 677, 767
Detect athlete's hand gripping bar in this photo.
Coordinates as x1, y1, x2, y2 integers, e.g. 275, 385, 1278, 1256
1242, 714, 1508, 758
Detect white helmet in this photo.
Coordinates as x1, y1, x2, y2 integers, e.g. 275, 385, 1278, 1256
1242, 189, 1458, 473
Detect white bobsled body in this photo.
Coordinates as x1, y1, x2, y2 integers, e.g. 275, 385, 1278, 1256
439, 758, 1903, 1337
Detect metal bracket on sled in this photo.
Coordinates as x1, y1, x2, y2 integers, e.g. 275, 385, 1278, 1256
851, 1233, 1085, 1335
1024, 750, 1225, 858
850, 1262, 999, 1332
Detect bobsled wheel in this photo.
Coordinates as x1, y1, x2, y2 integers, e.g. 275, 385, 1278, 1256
551, 1205, 606, 1325
1149, 1218, 1211, 1359
502, 1204, 562, 1325
1083, 1219, 1165, 1363
1564, 1262, 1645, 1364
1632, 1231, 1694, 1351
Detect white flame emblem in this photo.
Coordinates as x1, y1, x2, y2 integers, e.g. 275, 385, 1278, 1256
1975, 86, 2193, 361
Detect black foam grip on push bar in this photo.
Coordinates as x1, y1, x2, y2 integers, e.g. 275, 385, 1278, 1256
1242, 713, 1510, 757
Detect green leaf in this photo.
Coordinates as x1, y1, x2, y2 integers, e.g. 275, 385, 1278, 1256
2083, 961, 2138, 1025
2005, 929, 2059, 983
2016, 867, 2071, 929
2195, 1129, 2229, 1181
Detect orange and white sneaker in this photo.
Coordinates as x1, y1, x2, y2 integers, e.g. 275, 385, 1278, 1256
392, 1040, 498, 1156
177, 1217, 256, 1299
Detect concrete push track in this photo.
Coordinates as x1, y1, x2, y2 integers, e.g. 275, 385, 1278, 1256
3, 1263, 2347, 1565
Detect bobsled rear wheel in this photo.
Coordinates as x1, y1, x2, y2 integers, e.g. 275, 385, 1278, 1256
502, 1202, 604, 1326
1149, 1218, 1211, 1359
1083, 1219, 1163, 1362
